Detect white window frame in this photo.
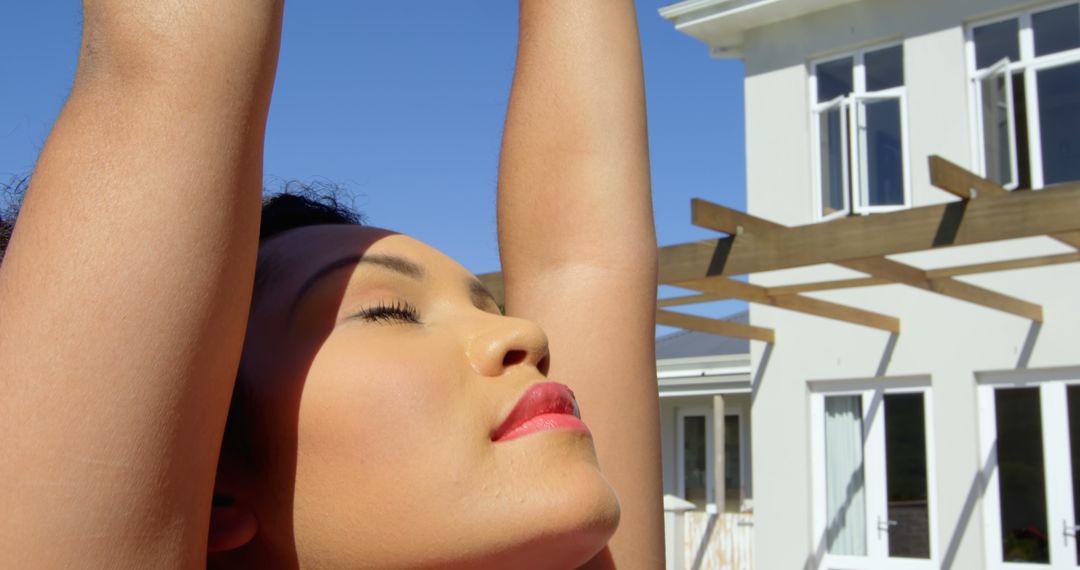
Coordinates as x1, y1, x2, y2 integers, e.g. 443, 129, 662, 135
976, 366, 1080, 570
675, 404, 750, 511
973, 58, 1020, 190
809, 377, 940, 570
810, 42, 913, 221
966, 1, 1080, 190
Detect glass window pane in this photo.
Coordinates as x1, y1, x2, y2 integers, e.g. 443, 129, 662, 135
1012, 74, 1033, 190
684, 416, 708, 507
824, 395, 867, 556
866, 45, 905, 91
1033, 4, 1080, 57
819, 108, 846, 216
1037, 62, 1080, 185
995, 387, 1049, 563
884, 393, 931, 559
981, 69, 1015, 186
724, 415, 741, 512
1068, 386, 1080, 562
974, 19, 1020, 70
863, 99, 905, 206
817, 57, 853, 102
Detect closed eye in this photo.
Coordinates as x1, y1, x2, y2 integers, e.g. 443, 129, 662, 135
350, 300, 421, 324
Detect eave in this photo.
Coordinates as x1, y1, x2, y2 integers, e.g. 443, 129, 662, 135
659, 0, 864, 59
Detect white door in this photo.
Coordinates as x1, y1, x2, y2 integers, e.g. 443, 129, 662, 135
811, 382, 938, 570
979, 373, 1080, 569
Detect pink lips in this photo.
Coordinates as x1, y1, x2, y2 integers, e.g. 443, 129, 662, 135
491, 382, 591, 443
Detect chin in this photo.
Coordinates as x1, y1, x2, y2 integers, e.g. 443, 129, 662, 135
480, 465, 622, 570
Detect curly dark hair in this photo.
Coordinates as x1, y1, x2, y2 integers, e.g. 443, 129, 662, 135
259, 180, 363, 242
0, 176, 29, 265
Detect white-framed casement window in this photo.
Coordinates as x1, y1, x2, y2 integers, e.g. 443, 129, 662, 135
810, 43, 912, 221
968, 2, 1080, 190
810, 378, 938, 569
676, 406, 748, 512
976, 368, 1080, 569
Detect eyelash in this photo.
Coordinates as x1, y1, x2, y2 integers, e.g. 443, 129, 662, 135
352, 300, 421, 324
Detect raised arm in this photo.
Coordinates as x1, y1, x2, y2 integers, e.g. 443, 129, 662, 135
0, 2, 282, 567
497, 1, 662, 567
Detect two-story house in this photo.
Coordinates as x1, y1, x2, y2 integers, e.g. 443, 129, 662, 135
659, 0, 1080, 568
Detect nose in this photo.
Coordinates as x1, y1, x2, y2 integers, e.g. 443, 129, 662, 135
466, 314, 551, 377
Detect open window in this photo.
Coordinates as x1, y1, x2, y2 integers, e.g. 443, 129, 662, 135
975, 59, 1019, 189
811, 44, 909, 221
970, 4, 1080, 190
816, 95, 850, 220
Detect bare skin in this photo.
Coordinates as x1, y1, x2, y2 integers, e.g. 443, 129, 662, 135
0, 1, 660, 568
500, 2, 662, 567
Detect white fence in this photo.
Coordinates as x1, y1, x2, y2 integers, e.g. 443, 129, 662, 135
665, 497, 753, 570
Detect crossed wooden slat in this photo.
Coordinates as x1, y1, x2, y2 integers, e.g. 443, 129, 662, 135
479, 156, 1080, 343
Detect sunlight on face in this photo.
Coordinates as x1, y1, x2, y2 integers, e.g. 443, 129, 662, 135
238, 225, 619, 568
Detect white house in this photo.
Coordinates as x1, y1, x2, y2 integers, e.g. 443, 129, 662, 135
657, 315, 754, 569
658, 0, 1080, 569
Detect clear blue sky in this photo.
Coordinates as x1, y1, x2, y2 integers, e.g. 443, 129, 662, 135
0, 1, 748, 332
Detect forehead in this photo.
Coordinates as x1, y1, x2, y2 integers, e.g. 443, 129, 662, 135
254, 224, 475, 303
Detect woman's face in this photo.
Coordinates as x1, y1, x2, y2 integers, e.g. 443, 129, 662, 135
238, 225, 619, 569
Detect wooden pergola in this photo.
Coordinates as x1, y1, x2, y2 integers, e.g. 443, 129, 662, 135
481, 156, 1080, 343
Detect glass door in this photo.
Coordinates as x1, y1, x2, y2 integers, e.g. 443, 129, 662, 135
812, 384, 937, 569
979, 377, 1080, 569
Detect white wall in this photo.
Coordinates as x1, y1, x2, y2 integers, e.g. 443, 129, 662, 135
735, 0, 1080, 568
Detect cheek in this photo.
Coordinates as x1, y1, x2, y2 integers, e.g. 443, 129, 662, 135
292, 328, 485, 484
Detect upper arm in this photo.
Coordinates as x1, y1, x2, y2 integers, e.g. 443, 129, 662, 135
0, 5, 282, 566
496, 2, 663, 567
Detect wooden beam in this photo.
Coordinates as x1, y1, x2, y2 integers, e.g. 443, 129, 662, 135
929, 155, 1009, 198
690, 199, 1046, 321
766, 276, 889, 296
682, 181, 1080, 278
925, 251, 1080, 279
770, 294, 901, 333
678, 277, 772, 304
675, 276, 900, 332
655, 310, 775, 343
657, 293, 729, 308
928, 277, 1043, 321
929, 155, 1080, 251
840, 257, 1043, 321
1051, 230, 1080, 250
838, 257, 926, 286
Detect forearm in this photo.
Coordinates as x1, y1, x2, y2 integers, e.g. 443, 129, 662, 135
0, 3, 282, 567
498, 2, 662, 567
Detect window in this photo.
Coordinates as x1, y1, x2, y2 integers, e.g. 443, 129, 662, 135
811, 44, 911, 220
977, 371, 1080, 569
969, 2, 1080, 190
679, 411, 712, 507
811, 381, 937, 567
676, 406, 748, 512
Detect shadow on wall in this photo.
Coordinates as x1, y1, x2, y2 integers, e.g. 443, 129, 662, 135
750, 342, 774, 407
939, 441, 996, 570
876, 333, 899, 377
1016, 321, 1041, 369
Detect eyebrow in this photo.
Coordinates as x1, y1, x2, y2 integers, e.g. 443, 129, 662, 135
291, 254, 425, 314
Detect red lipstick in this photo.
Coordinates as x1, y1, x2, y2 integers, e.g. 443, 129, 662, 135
491, 382, 591, 442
